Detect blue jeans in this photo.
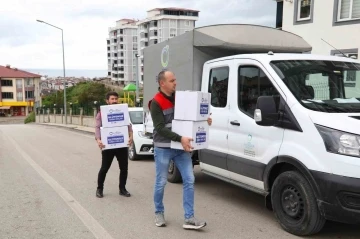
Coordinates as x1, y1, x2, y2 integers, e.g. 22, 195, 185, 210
154, 147, 195, 219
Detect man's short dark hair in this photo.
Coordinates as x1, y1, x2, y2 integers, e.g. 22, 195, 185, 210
157, 69, 169, 84
106, 91, 119, 100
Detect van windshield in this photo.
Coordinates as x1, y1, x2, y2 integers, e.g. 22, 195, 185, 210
270, 59, 360, 113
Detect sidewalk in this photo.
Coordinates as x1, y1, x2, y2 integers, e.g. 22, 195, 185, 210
37, 122, 95, 134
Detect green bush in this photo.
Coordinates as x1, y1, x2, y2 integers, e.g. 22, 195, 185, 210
24, 112, 35, 124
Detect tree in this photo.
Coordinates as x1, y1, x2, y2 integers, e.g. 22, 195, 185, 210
41, 82, 112, 107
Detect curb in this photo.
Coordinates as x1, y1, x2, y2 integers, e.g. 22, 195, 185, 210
36, 123, 95, 136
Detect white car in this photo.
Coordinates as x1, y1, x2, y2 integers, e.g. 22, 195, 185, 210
128, 107, 154, 160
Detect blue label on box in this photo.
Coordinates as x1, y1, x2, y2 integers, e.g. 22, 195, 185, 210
107, 135, 124, 144
107, 113, 124, 122
200, 103, 209, 115
196, 132, 206, 143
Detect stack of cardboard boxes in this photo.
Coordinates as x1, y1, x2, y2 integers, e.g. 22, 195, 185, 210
171, 91, 211, 150
100, 104, 130, 150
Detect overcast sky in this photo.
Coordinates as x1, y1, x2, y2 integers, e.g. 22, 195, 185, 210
0, 0, 276, 70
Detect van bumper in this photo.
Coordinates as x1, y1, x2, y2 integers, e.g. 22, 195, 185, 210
312, 171, 360, 224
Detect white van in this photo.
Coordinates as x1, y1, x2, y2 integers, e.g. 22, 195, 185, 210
142, 24, 360, 236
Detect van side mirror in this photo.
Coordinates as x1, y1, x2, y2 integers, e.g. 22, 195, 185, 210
254, 96, 278, 126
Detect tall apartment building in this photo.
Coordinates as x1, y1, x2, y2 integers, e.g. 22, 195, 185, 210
137, 8, 199, 80
0, 65, 41, 116
106, 8, 199, 84
107, 19, 139, 84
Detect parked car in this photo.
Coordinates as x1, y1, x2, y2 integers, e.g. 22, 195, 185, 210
128, 107, 154, 160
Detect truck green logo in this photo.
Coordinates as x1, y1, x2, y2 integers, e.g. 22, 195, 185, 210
161, 45, 169, 68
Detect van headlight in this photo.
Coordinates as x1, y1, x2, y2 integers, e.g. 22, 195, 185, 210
316, 124, 360, 157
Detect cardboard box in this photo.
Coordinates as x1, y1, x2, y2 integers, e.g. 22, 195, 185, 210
100, 104, 130, 127
100, 126, 129, 150
171, 120, 209, 150
174, 91, 211, 121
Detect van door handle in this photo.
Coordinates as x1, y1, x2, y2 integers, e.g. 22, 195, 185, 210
230, 120, 240, 126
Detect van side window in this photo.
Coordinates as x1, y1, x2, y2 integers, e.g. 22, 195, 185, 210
238, 66, 280, 118
208, 67, 229, 108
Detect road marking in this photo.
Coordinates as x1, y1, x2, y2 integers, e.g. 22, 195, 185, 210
7, 135, 114, 239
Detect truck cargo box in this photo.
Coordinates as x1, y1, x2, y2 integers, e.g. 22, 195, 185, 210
143, 24, 312, 110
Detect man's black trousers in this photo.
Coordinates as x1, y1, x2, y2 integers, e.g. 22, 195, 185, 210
97, 147, 128, 190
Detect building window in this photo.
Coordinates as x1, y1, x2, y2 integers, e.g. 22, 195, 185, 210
208, 67, 229, 108
337, 0, 360, 21
276, 0, 284, 29
2, 92, 14, 99
1, 80, 13, 86
25, 91, 34, 99
170, 19, 177, 27
294, 0, 314, 25
170, 29, 177, 38
17, 92, 23, 101
26, 78, 33, 86
133, 36, 137, 43
297, 0, 312, 20
185, 20, 190, 26
331, 48, 358, 59
16, 79, 22, 88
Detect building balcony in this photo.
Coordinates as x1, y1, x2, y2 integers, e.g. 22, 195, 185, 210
140, 37, 149, 42
140, 28, 148, 33
149, 26, 158, 31
149, 35, 158, 40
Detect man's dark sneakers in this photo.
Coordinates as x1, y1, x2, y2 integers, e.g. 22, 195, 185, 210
96, 189, 103, 198
120, 188, 131, 197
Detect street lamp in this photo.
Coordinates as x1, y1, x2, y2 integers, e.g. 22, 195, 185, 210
135, 53, 140, 105
37, 19, 67, 124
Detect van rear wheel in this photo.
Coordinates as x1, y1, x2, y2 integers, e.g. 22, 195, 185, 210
167, 159, 182, 183
271, 170, 325, 236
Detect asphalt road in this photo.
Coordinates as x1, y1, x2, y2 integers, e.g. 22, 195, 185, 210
0, 116, 26, 125
0, 124, 359, 239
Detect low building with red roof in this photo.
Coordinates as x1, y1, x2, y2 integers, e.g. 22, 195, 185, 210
0, 65, 42, 116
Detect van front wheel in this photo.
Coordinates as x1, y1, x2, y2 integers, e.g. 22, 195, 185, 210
271, 171, 325, 236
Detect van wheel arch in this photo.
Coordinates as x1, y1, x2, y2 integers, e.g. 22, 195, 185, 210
264, 156, 322, 203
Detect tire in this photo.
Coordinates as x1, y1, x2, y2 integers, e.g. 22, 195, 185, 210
271, 170, 326, 236
167, 159, 182, 183
128, 141, 139, 161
